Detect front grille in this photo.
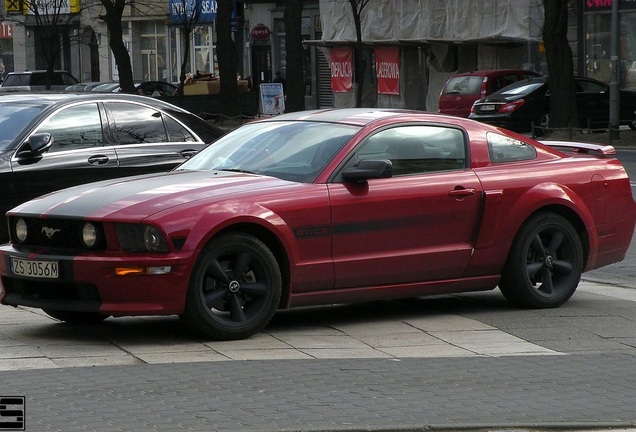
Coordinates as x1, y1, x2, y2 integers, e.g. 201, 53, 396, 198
8, 217, 106, 251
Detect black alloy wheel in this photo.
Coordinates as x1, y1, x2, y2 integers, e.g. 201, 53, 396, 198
499, 213, 583, 308
180, 232, 282, 340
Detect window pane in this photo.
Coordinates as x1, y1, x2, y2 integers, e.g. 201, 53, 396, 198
109, 102, 167, 144
36, 103, 103, 152
164, 116, 196, 142
487, 132, 536, 163
356, 125, 467, 175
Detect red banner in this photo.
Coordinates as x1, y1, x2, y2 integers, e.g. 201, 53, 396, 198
375, 47, 400, 95
330, 48, 353, 93
0, 23, 12, 39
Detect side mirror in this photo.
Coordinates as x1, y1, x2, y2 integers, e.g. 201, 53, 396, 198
16, 133, 53, 158
342, 159, 392, 182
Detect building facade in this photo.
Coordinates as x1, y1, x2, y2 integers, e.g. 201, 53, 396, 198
0, 0, 633, 113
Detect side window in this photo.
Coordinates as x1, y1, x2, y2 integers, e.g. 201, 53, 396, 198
487, 132, 536, 163
490, 76, 505, 93
108, 102, 168, 144
164, 116, 196, 142
502, 74, 519, 88
353, 125, 467, 176
578, 80, 606, 94
62, 73, 77, 85
35, 103, 104, 152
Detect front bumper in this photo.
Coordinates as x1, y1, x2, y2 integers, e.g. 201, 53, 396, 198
0, 245, 197, 316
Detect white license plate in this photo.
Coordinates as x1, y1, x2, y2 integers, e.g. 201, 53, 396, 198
11, 257, 59, 279
480, 104, 496, 111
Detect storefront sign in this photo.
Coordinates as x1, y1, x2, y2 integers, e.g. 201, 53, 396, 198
22, 0, 80, 15
375, 47, 400, 95
0, 23, 12, 39
585, 0, 636, 10
250, 24, 271, 42
169, 0, 217, 25
259, 83, 285, 115
330, 48, 353, 93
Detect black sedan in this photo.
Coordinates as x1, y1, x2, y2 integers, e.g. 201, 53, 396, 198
0, 93, 224, 242
469, 76, 636, 133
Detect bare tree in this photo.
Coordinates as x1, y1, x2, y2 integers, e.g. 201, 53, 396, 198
348, 0, 370, 108
542, 0, 577, 130
284, 0, 304, 112
170, 0, 215, 92
98, 0, 135, 93
20, 0, 78, 89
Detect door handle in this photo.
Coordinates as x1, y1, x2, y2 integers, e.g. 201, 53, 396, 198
87, 155, 110, 165
448, 188, 476, 198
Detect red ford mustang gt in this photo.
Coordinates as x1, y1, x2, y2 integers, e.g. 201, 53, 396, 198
1, 109, 634, 340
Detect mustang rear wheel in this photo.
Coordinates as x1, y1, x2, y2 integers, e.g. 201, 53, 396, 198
180, 232, 282, 340
42, 310, 108, 324
499, 213, 583, 309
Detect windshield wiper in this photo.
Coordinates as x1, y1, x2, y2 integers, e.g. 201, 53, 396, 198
218, 168, 257, 175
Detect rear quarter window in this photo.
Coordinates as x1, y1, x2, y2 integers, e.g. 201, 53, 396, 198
487, 132, 536, 163
2, 74, 28, 86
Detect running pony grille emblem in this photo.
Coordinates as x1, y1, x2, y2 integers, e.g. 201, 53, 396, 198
42, 227, 61, 239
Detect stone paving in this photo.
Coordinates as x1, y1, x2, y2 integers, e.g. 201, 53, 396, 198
0, 281, 635, 431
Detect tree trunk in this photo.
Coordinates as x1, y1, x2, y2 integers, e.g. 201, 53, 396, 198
542, 0, 577, 129
100, 0, 135, 94
217, 0, 238, 118
284, 0, 305, 112
180, 28, 192, 93
348, 0, 367, 108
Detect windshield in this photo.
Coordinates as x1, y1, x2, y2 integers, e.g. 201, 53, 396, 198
177, 121, 359, 182
0, 102, 45, 150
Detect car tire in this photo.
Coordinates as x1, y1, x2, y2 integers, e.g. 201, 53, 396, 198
628, 118, 636, 131
499, 213, 583, 309
42, 309, 108, 324
180, 232, 282, 340
533, 112, 550, 137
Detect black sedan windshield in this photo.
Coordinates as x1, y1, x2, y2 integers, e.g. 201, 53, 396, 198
177, 121, 359, 182
0, 102, 45, 150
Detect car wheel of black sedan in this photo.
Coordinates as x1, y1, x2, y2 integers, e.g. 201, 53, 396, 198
533, 112, 550, 136
499, 213, 583, 309
180, 232, 282, 340
42, 310, 108, 324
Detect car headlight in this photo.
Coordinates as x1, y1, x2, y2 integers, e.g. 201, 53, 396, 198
115, 223, 169, 253
81, 223, 98, 248
14, 218, 28, 243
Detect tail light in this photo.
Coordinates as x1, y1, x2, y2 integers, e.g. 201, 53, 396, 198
499, 100, 525, 113
480, 77, 488, 97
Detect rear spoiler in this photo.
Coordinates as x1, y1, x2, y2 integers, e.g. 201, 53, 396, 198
539, 140, 616, 157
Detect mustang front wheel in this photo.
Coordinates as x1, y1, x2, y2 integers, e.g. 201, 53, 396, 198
499, 213, 583, 309
181, 232, 282, 340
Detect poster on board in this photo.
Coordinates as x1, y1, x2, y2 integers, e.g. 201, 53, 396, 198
259, 83, 285, 115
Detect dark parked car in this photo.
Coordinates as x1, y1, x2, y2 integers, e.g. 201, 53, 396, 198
439, 69, 541, 118
136, 81, 181, 96
469, 76, 636, 132
0, 70, 79, 92
0, 92, 224, 242
1, 109, 634, 340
